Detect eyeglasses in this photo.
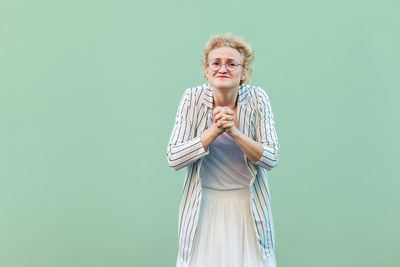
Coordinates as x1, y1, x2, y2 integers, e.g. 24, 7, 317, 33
206, 59, 243, 72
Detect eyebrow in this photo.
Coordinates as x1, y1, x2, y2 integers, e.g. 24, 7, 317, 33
212, 57, 236, 60
209, 57, 238, 61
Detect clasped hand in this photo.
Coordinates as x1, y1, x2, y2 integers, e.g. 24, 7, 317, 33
212, 106, 239, 136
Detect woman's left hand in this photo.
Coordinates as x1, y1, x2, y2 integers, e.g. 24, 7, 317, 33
213, 106, 240, 137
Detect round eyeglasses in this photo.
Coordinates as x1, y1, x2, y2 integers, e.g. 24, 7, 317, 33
207, 60, 243, 72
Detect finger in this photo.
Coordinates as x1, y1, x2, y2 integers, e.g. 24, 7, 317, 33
221, 121, 234, 128
213, 106, 222, 116
225, 114, 234, 121
213, 111, 223, 121
218, 114, 234, 122
222, 106, 233, 114
214, 113, 224, 123
217, 118, 232, 126
226, 107, 234, 115
220, 109, 233, 118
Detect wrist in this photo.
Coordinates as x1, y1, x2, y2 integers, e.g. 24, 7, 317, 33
210, 124, 222, 136
229, 127, 241, 139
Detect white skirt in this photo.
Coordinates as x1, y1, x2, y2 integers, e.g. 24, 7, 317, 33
176, 186, 277, 267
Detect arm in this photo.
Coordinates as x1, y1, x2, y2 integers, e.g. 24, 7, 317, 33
166, 88, 210, 171
252, 87, 280, 171
229, 131, 264, 163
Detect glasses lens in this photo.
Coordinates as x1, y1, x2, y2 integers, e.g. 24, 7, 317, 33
209, 60, 220, 71
227, 62, 238, 71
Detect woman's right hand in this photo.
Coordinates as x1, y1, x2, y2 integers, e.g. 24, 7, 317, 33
200, 119, 223, 151
212, 106, 235, 135
210, 120, 224, 135
200, 107, 231, 151
211, 107, 228, 135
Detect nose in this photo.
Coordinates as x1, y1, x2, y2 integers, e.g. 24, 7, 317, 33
218, 64, 228, 72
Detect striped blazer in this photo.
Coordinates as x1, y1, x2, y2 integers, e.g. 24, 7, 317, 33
166, 82, 280, 265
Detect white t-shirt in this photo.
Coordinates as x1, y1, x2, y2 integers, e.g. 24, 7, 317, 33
199, 132, 254, 190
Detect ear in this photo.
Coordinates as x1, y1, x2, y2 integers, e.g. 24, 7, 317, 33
241, 70, 247, 81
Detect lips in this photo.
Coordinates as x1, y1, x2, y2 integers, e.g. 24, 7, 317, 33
217, 76, 229, 78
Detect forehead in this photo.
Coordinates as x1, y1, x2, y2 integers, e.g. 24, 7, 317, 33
208, 47, 242, 61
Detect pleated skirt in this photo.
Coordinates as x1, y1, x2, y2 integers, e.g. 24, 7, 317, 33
176, 186, 277, 267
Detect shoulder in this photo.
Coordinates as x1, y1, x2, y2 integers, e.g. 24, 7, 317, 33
241, 83, 268, 95
180, 83, 208, 101
241, 83, 271, 106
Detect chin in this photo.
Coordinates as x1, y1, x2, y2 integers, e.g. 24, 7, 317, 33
211, 80, 239, 90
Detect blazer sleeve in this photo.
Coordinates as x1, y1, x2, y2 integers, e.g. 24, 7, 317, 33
253, 87, 281, 171
166, 88, 210, 171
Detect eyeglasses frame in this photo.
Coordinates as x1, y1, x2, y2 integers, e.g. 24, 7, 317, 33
206, 61, 243, 72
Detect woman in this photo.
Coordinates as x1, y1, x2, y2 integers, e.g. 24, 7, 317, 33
166, 33, 280, 267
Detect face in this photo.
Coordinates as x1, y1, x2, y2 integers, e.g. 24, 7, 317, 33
204, 47, 246, 90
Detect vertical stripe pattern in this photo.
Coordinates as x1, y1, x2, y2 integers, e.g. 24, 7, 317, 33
166, 83, 280, 265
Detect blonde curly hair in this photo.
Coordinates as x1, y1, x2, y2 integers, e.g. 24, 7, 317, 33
200, 33, 254, 85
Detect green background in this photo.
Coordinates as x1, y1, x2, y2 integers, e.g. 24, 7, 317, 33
1, 0, 399, 266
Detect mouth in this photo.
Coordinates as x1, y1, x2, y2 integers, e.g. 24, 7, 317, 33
216, 76, 229, 78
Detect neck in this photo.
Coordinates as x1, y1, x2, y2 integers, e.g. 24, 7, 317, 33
212, 86, 239, 109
